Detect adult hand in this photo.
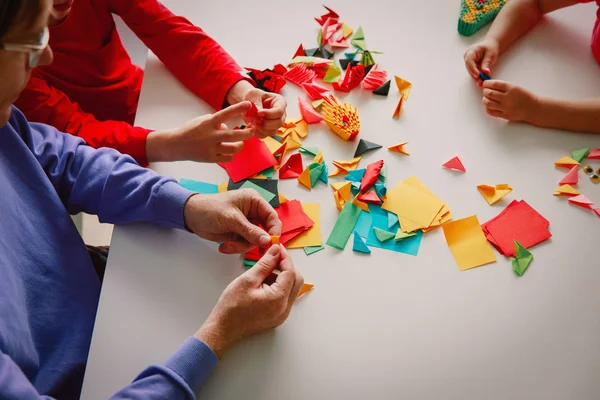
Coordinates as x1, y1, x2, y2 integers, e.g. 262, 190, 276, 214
226, 80, 287, 138
145, 102, 253, 163
482, 80, 539, 122
464, 38, 500, 85
194, 245, 304, 358
183, 189, 282, 254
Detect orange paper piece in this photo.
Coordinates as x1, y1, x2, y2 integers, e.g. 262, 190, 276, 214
218, 182, 228, 193
477, 184, 513, 205
297, 282, 315, 299
277, 118, 308, 140
331, 182, 352, 211
218, 137, 277, 183
442, 156, 466, 172
353, 195, 370, 212
559, 166, 579, 185
298, 97, 323, 124
262, 136, 285, 155
298, 167, 312, 189
554, 156, 579, 169
279, 153, 304, 179
388, 142, 409, 155
442, 215, 497, 271
313, 151, 324, 164
270, 235, 280, 245
342, 23, 353, 38
329, 157, 362, 176
283, 136, 302, 151
392, 75, 412, 119
553, 184, 580, 196
568, 194, 594, 209
279, 193, 289, 203
321, 95, 360, 141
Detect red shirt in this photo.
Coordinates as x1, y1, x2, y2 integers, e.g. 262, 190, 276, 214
15, 0, 251, 165
580, 0, 600, 65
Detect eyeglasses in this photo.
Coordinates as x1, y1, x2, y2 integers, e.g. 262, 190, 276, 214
0, 27, 49, 68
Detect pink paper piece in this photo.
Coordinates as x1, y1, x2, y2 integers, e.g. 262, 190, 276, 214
568, 194, 594, 209
559, 166, 578, 185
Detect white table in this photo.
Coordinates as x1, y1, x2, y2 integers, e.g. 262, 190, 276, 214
81, 1, 600, 399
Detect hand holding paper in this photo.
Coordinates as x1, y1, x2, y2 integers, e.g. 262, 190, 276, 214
184, 190, 282, 254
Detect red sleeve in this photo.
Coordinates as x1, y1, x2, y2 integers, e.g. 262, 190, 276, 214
110, 0, 254, 111
14, 75, 152, 166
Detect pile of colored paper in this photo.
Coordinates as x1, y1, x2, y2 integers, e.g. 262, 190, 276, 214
481, 200, 551, 257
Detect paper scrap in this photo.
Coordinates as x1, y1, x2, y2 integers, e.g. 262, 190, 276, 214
270, 235, 281, 245
568, 194, 594, 209
240, 181, 276, 204
179, 179, 219, 194
554, 156, 579, 169
352, 232, 371, 254
553, 184, 580, 196
559, 166, 578, 186
442, 215, 497, 271
218, 137, 277, 183
304, 245, 324, 255
373, 227, 395, 242
477, 184, 513, 205
228, 178, 279, 208
297, 283, 314, 299
326, 202, 362, 250
510, 240, 533, 277
394, 229, 416, 242
388, 142, 409, 155
442, 155, 466, 172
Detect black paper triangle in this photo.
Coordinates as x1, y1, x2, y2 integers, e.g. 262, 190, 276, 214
372, 80, 391, 96
354, 139, 383, 157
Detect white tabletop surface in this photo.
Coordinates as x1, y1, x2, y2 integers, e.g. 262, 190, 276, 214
81, 1, 600, 399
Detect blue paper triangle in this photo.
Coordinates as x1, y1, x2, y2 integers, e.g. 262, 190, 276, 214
346, 168, 366, 182
387, 212, 398, 229
352, 232, 371, 254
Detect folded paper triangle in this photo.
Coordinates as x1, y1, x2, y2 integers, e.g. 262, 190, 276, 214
373, 227, 395, 242
354, 139, 382, 157
362, 64, 388, 91
510, 240, 533, 276
559, 166, 579, 186
553, 184, 580, 196
353, 195, 370, 212
554, 156, 579, 169
352, 232, 371, 254
218, 137, 277, 183
299, 146, 319, 156
442, 156, 466, 172
373, 80, 391, 96
395, 229, 416, 242
298, 167, 312, 189
297, 283, 314, 299
568, 194, 594, 209
357, 190, 382, 205
298, 97, 323, 124
388, 142, 409, 155
302, 82, 330, 101
572, 148, 591, 163
588, 148, 600, 159
360, 160, 384, 193
279, 153, 303, 179
477, 184, 513, 205
293, 44, 305, 58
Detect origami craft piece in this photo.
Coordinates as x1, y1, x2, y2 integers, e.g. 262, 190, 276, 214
354, 139, 382, 157
246, 66, 286, 94
388, 142, 409, 155
572, 148, 591, 163
553, 184, 580, 196
510, 240, 533, 277
297, 283, 315, 299
278, 153, 303, 179
359, 160, 384, 194
227, 179, 279, 207
392, 75, 412, 119
304, 245, 324, 255
554, 156, 579, 169
568, 194, 594, 209
326, 202, 362, 250
373, 80, 391, 96
284, 64, 316, 86
315, 6, 339, 25
458, 0, 507, 37
351, 26, 367, 50
218, 137, 277, 183
298, 97, 323, 124
352, 232, 371, 254
442, 156, 466, 172
558, 166, 578, 186
321, 95, 360, 141
332, 63, 365, 92
479, 71, 492, 81
588, 148, 600, 159
477, 184, 512, 205
373, 227, 395, 242
362, 64, 387, 91
302, 82, 330, 101
329, 157, 362, 177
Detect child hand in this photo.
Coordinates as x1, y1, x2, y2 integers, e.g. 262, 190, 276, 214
242, 88, 287, 139
146, 102, 254, 163
464, 39, 499, 85
482, 80, 539, 122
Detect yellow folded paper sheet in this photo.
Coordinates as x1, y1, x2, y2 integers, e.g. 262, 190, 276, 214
442, 215, 496, 271
287, 203, 322, 248
477, 184, 512, 205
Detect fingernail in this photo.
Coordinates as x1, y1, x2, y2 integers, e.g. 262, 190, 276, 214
259, 234, 271, 247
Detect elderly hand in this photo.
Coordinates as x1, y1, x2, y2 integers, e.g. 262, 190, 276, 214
183, 189, 282, 254
481, 80, 539, 122
194, 245, 304, 358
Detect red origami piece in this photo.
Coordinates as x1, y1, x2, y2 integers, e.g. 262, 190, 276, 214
330, 35, 349, 48
332, 64, 365, 92
362, 64, 388, 91
302, 82, 330, 101
246, 103, 258, 120
278, 153, 303, 179
321, 18, 342, 43
246, 66, 287, 94
293, 44, 305, 58
298, 97, 323, 124
442, 156, 466, 172
559, 166, 578, 186
588, 148, 600, 159
284, 64, 316, 86
276, 200, 314, 244
568, 194, 594, 209
357, 190, 381, 205
481, 200, 551, 257
315, 6, 339, 26
218, 136, 277, 183
359, 160, 384, 194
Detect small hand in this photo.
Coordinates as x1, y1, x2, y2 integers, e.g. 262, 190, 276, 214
146, 102, 253, 163
183, 189, 282, 254
195, 245, 304, 358
464, 38, 500, 86
482, 80, 539, 122
242, 88, 287, 138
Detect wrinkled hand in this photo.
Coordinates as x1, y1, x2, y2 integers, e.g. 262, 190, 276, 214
146, 102, 253, 163
243, 88, 287, 138
464, 38, 500, 86
195, 245, 304, 358
183, 189, 282, 254
482, 80, 539, 122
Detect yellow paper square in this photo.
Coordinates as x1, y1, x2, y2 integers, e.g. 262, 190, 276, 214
442, 215, 496, 271
287, 203, 322, 249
